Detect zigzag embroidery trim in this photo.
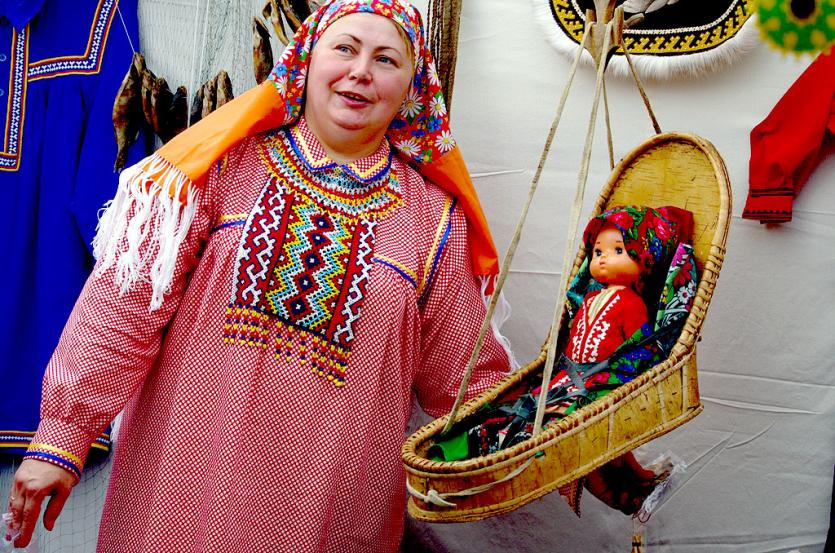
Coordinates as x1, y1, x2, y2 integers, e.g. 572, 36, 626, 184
1, 27, 28, 170
288, 123, 392, 182
226, 130, 398, 388
571, 291, 620, 362
27, 0, 117, 80
229, 178, 287, 308
331, 219, 376, 347
257, 129, 403, 222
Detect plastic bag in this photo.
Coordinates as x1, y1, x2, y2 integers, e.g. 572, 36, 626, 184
1, 513, 38, 553
635, 450, 687, 522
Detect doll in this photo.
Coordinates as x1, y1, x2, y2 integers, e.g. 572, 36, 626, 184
552, 205, 695, 514
536, 204, 695, 417
431, 205, 697, 515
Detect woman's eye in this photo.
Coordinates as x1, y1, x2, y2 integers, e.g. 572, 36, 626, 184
377, 55, 395, 65
336, 45, 353, 53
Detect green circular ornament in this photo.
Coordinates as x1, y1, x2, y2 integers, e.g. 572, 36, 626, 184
756, 0, 835, 53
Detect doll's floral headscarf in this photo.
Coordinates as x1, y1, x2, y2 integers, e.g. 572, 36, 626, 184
582, 205, 694, 276
95, 0, 498, 310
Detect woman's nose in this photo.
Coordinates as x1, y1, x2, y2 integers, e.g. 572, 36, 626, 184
349, 56, 372, 81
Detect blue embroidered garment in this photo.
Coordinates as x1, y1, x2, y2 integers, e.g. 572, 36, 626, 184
0, 0, 145, 457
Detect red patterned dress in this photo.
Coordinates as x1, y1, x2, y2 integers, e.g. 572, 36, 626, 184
543, 287, 648, 395
566, 287, 647, 364
26, 117, 509, 552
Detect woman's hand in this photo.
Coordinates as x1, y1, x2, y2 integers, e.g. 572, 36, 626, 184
6, 459, 76, 548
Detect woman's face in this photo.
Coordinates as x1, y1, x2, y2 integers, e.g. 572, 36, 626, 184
589, 225, 642, 288
305, 12, 413, 151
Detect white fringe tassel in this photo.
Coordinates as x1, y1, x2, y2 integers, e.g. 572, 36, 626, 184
92, 154, 199, 312
480, 276, 521, 371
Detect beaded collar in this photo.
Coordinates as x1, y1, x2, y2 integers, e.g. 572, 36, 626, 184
284, 116, 393, 184
258, 117, 403, 221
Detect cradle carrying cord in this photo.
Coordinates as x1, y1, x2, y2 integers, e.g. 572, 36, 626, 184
440, 18, 594, 436
405, 455, 537, 508
532, 21, 612, 435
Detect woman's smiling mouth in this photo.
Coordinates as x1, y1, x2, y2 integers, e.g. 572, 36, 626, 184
337, 90, 371, 104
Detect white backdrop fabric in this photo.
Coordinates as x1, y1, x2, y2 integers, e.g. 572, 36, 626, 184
403, 2, 835, 552
2, 0, 832, 551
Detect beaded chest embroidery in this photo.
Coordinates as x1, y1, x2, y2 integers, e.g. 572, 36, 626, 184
224, 124, 403, 387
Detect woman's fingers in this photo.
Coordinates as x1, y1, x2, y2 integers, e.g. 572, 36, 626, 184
14, 487, 47, 548
8, 459, 77, 547
5, 483, 25, 542
7, 477, 25, 540
43, 487, 72, 531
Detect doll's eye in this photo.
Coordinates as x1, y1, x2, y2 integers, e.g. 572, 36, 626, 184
615, 247, 624, 255
594, 249, 602, 257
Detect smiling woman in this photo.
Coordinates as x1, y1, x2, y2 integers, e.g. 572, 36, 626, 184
305, 13, 415, 162
6, 1, 513, 552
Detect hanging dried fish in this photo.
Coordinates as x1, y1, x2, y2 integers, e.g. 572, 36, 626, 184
253, 17, 273, 84
166, 85, 188, 141
262, 0, 289, 45
278, 0, 310, 33
112, 52, 145, 171
201, 78, 217, 120
140, 67, 158, 133
214, 71, 234, 109
190, 84, 205, 126
150, 77, 174, 141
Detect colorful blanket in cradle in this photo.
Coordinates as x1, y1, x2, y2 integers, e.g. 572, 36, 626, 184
429, 243, 698, 462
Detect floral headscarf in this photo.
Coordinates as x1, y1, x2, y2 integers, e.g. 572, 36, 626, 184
582, 205, 694, 276
271, 0, 453, 164
95, 0, 498, 309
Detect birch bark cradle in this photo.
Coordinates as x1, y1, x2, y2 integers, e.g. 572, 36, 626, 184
402, 131, 731, 522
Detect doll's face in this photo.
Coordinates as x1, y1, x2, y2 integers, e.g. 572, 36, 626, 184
589, 225, 642, 288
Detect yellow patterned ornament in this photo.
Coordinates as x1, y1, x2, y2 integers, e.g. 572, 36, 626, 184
756, 0, 835, 53
536, 0, 758, 79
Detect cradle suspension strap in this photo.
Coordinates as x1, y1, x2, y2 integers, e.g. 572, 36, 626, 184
443, 3, 662, 438
603, 79, 615, 170
441, 18, 593, 436
532, 18, 613, 435
620, 33, 661, 135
